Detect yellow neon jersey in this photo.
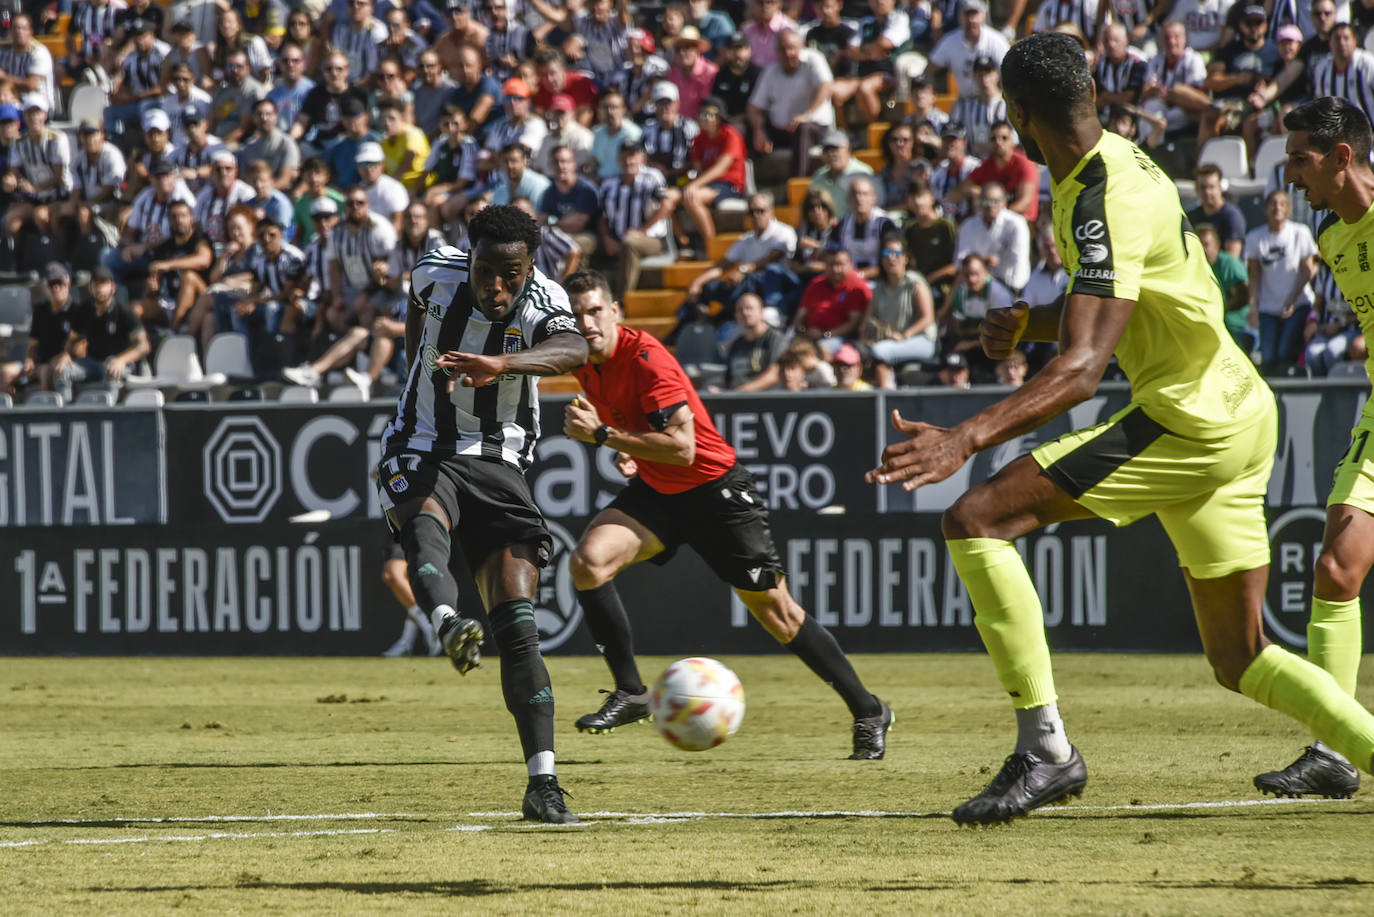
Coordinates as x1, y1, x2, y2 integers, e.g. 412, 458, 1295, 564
1315, 200, 1374, 401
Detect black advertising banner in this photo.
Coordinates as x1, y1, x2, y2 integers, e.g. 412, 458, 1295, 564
0, 408, 165, 527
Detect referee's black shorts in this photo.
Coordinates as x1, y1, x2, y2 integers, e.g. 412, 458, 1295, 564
606, 463, 784, 592
377, 450, 552, 574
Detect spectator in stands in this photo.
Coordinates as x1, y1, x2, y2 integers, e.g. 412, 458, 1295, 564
356, 142, 411, 230
684, 190, 797, 314
679, 96, 747, 256
1199, 6, 1281, 146
448, 43, 500, 138
1166, 0, 1232, 54
326, 99, 379, 191
793, 245, 870, 354
936, 351, 971, 389
941, 252, 1013, 371
954, 120, 1038, 222
642, 81, 699, 185
239, 98, 301, 192
198, 205, 258, 353
487, 0, 538, 82
266, 42, 315, 134
1310, 23, 1374, 116
26, 263, 81, 395
295, 51, 368, 152
597, 140, 678, 297
876, 123, 920, 209
1030, 0, 1100, 44
763, 335, 838, 390
570, 0, 631, 88
1021, 222, 1069, 313
62, 120, 125, 243
948, 55, 1011, 159
382, 6, 428, 72
107, 161, 196, 287
744, 0, 797, 71
687, 0, 735, 56
510, 195, 581, 280
1187, 163, 1247, 259
170, 107, 223, 194
722, 293, 787, 390
664, 26, 717, 120
331, 0, 388, 78
1298, 1, 1340, 72
994, 349, 1027, 387
378, 98, 431, 194
145, 198, 213, 332
422, 107, 481, 228
490, 141, 551, 206
1242, 24, 1307, 157
483, 78, 548, 166
284, 9, 330, 76
831, 341, 872, 390
290, 159, 340, 244
52, 267, 150, 402
328, 189, 400, 336
194, 149, 256, 244
747, 29, 834, 178
434, 1, 489, 79
841, 0, 911, 126
806, 0, 860, 83
809, 128, 874, 221
0, 17, 53, 114
300, 196, 337, 323
793, 187, 838, 281
201, 7, 272, 86
1305, 289, 1363, 378
126, 109, 175, 200
533, 47, 598, 124
1093, 22, 1146, 114
412, 51, 457, 139
209, 49, 268, 146
246, 160, 296, 237
955, 183, 1030, 293
67, 0, 121, 80
3, 95, 71, 242
106, 17, 165, 138
613, 26, 669, 119
116, 0, 166, 48
903, 184, 958, 300
1245, 188, 1318, 375
1196, 221, 1253, 353
589, 88, 642, 181
711, 33, 760, 124
1141, 21, 1211, 140
927, 0, 1010, 100
533, 95, 593, 175
829, 178, 896, 279
931, 122, 980, 223
236, 216, 308, 345
370, 59, 416, 128
861, 234, 937, 388
538, 144, 600, 255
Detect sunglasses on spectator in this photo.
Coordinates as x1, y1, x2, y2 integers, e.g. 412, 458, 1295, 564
881, 248, 904, 257
748, 207, 768, 214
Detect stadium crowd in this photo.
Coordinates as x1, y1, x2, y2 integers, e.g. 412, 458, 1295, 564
0, 0, 1372, 402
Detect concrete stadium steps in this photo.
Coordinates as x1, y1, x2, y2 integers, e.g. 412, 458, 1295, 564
623, 289, 685, 316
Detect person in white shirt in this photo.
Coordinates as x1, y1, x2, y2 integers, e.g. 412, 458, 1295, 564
533, 94, 594, 175
60, 118, 126, 233
683, 191, 798, 313
955, 182, 1030, 293
746, 29, 835, 177
1244, 189, 1318, 375
1309, 24, 1374, 118
1141, 21, 1211, 136
0, 15, 57, 115
1020, 224, 1068, 310
1166, 0, 1234, 53
355, 142, 411, 231
927, 0, 1011, 99
326, 188, 400, 336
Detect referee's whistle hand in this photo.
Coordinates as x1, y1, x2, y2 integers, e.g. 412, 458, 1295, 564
563, 396, 600, 441
981, 302, 1029, 361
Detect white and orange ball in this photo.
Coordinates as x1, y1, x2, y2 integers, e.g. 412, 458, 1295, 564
649, 657, 745, 751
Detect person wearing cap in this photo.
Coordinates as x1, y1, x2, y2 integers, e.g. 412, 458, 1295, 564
747, 30, 835, 177
295, 51, 369, 149
532, 48, 598, 126
641, 80, 700, 185
1198, 5, 1280, 146
354, 141, 410, 231
24, 262, 81, 396
2, 92, 72, 243
192, 150, 256, 243
830, 341, 872, 390
114, 0, 166, 46
299, 194, 341, 321
482, 77, 549, 165
1238, 22, 1308, 155
0, 14, 56, 117
930, 121, 981, 221
167, 105, 224, 194
678, 95, 748, 255
708, 32, 760, 123
240, 216, 310, 339
128, 107, 176, 196
665, 25, 718, 120
145, 197, 214, 332
52, 265, 151, 403
927, 0, 1011, 99
949, 54, 1013, 158
935, 350, 971, 389
597, 140, 680, 297
793, 245, 870, 353
106, 15, 166, 138
807, 127, 873, 221
60, 118, 127, 238
161, 62, 215, 148
533, 92, 593, 175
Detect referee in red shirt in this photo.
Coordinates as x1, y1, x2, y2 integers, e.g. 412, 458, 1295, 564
561, 270, 894, 759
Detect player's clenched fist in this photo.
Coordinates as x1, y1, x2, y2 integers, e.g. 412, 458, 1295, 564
981, 301, 1030, 361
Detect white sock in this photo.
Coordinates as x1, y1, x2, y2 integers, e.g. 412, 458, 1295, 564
407, 605, 435, 638
1015, 702, 1072, 763
395, 618, 418, 644
526, 751, 555, 778
430, 604, 457, 632
1312, 739, 1352, 766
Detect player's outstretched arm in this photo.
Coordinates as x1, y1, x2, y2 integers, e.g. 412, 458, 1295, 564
438, 332, 589, 387
565, 400, 696, 467
869, 292, 1134, 491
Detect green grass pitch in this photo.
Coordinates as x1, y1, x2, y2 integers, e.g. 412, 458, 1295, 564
3, 654, 1373, 915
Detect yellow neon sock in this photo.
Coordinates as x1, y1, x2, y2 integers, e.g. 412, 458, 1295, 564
1308, 597, 1362, 696
1239, 644, 1374, 775
948, 537, 1057, 710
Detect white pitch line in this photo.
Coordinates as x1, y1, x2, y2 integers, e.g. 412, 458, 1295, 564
0, 828, 392, 850
12, 813, 425, 826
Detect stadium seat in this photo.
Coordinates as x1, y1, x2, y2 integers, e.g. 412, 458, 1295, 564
0, 392, 12, 409
0, 284, 31, 363
125, 334, 224, 390
122, 389, 165, 407
624, 289, 686, 316
788, 177, 812, 206
327, 385, 367, 402
662, 261, 713, 288
855, 148, 883, 170
707, 233, 742, 262
867, 122, 891, 150
540, 374, 582, 395
73, 390, 116, 407
1200, 136, 1263, 195
1327, 361, 1370, 381
673, 321, 726, 389
21, 391, 64, 409
623, 316, 677, 339
637, 231, 679, 271
279, 385, 320, 403
204, 333, 255, 381
1251, 135, 1287, 186
716, 159, 756, 214
50, 84, 107, 134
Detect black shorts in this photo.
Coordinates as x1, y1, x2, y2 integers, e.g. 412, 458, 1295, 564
377, 450, 552, 575
607, 463, 783, 592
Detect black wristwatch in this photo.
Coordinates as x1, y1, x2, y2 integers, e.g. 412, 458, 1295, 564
593, 424, 611, 447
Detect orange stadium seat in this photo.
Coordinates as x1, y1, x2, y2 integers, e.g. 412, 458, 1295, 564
662, 261, 713, 287
623, 289, 686, 316
787, 176, 812, 206
706, 233, 742, 262
623, 316, 678, 339
867, 122, 891, 149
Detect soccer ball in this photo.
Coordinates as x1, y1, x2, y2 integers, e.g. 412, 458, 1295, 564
649, 657, 745, 751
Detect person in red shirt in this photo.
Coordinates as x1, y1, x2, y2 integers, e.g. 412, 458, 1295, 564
679, 96, 748, 256
533, 47, 599, 127
793, 246, 872, 352
956, 121, 1041, 223
561, 269, 893, 759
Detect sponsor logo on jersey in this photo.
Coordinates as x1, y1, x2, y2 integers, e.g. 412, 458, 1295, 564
543, 313, 577, 335
502, 327, 524, 355
1076, 267, 1118, 281
1360, 241, 1369, 272
1079, 243, 1109, 264
1074, 219, 1105, 241
387, 472, 408, 494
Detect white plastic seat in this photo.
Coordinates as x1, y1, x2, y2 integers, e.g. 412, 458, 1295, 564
22, 391, 64, 409
1328, 361, 1370, 381
204, 332, 255, 380
327, 385, 367, 402
279, 384, 320, 403
1251, 135, 1287, 185
122, 388, 165, 406
74, 390, 116, 407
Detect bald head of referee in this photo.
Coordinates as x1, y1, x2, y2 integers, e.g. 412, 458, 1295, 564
1283, 97, 1374, 221
999, 32, 1099, 181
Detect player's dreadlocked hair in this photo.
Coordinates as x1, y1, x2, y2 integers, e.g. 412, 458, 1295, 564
1284, 97, 1373, 165
1000, 32, 1095, 135
468, 204, 542, 256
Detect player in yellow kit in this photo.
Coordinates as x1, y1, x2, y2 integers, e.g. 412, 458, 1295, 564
868, 33, 1374, 825
1252, 97, 1374, 798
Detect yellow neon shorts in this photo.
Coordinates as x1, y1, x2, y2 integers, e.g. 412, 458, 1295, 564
1328, 411, 1374, 514
1032, 399, 1278, 579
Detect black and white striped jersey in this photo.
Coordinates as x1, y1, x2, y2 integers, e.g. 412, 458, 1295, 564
382, 247, 580, 468
389, 228, 448, 294
1031, 0, 1100, 42
71, 0, 123, 61
575, 13, 629, 85
193, 179, 256, 243
535, 224, 577, 280
119, 45, 166, 98
947, 95, 1010, 154
641, 115, 699, 174
826, 209, 897, 270
1093, 50, 1148, 100
0, 43, 56, 113
484, 23, 535, 80
8, 129, 73, 201
73, 142, 127, 199
248, 242, 308, 297
128, 182, 197, 247
169, 138, 225, 193
329, 19, 388, 79
599, 166, 670, 239
1309, 51, 1374, 119
329, 212, 400, 290
303, 232, 332, 301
